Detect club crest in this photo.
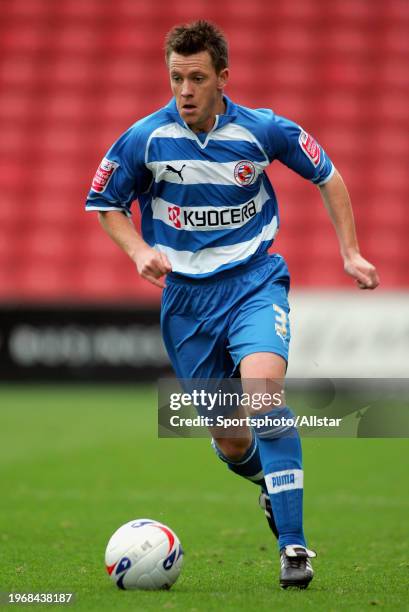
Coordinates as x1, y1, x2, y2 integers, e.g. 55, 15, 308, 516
234, 161, 256, 186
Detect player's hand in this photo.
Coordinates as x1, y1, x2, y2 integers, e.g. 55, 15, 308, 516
343, 252, 379, 290
134, 246, 172, 288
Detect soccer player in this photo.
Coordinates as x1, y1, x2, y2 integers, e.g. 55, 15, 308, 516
86, 20, 379, 589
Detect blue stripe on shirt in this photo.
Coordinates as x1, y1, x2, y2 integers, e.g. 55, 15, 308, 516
150, 180, 265, 207
148, 138, 267, 164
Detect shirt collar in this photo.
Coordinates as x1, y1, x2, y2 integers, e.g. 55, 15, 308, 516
165, 95, 238, 131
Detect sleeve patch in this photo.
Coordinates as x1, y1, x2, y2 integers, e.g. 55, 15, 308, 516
91, 158, 119, 193
298, 130, 321, 167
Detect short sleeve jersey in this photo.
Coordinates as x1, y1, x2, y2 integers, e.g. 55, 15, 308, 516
86, 96, 334, 278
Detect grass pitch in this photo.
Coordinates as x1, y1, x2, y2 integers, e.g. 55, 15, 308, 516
0, 385, 408, 611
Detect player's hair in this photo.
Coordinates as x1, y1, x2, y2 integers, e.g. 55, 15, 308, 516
165, 20, 228, 73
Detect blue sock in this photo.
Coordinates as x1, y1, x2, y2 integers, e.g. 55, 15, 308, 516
211, 429, 266, 488
254, 407, 306, 550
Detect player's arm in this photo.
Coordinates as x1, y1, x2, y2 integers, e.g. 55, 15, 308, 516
317, 169, 379, 290
98, 211, 171, 289
265, 113, 379, 290
86, 125, 172, 289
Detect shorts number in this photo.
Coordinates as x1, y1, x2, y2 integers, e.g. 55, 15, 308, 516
273, 304, 287, 338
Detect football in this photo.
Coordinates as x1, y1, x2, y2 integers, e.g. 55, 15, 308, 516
105, 518, 183, 590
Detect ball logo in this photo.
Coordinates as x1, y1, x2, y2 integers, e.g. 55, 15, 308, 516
234, 161, 256, 186
298, 130, 321, 167
168, 205, 181, 228
115, 557, 131, 575
91, 158, 119, 193
163, 549, 177, 570
131, 520, 154, 528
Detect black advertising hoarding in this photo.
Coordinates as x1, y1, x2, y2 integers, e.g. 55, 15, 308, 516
0, 305, 171, 382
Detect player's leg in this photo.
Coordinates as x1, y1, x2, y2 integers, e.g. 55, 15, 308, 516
240, 353, 303, 546
211, 425, 263, 483
227, 255, 315, 588
211, 421, 279, 539
240, 353, 315, 588
161, 275, 267, 494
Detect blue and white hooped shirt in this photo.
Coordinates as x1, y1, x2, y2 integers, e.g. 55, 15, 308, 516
86, 96, 334, 278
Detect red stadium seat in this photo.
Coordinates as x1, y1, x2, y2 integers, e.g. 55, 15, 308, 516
0, 26, 48, 53
273, 0, 320, 21
0, 0, 407, 303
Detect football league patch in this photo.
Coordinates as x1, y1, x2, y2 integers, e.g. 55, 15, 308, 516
298, 130, 321, 167
91, 158, 119, 193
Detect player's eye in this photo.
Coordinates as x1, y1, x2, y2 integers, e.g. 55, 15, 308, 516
171, 75, 182, 83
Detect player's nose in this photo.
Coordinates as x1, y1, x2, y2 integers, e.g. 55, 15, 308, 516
180, 80, 194, 97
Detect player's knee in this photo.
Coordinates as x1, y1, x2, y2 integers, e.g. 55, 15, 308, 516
240, 353, 287, 383
214, 437, 252, 462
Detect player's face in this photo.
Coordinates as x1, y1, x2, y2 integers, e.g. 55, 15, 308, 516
168, 51, 229, 133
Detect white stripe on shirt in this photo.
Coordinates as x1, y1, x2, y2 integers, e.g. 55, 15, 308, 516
146, 159, 268, 186
155, 215, 278, 275
152, 182, 270, 231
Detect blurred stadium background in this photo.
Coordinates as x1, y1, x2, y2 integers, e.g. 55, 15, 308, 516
1, 2, 409, 607
0, 0, 408, 380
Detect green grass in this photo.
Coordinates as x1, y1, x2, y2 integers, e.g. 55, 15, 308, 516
0, 385, 408, 611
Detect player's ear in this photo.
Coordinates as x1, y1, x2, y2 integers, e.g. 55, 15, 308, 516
217, 68, 229, 90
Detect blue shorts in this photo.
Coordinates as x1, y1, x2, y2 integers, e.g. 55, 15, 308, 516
161, 253, 291, 379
